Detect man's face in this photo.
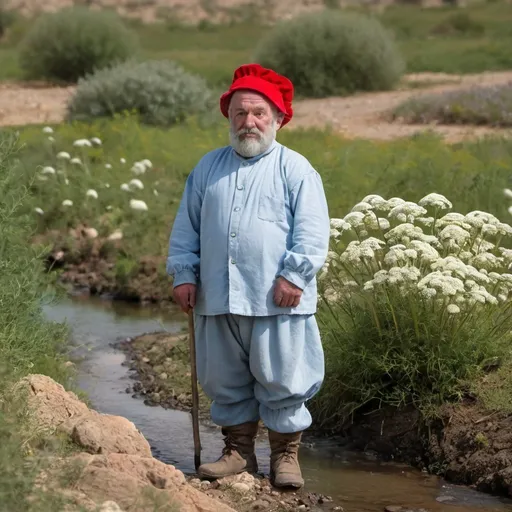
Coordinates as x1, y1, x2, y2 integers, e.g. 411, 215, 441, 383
229, 90, 283, 158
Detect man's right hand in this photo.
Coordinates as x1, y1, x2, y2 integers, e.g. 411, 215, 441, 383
173, 284, 197, 313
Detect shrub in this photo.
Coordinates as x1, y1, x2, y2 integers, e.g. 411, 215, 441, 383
431, 12, 485, 37
313, 193, 512, 428
18, 7, 138, 83
391, 82, 512, 127
66, 59, 213, 126
0, 1, 16, 39
253, 11, 404, 97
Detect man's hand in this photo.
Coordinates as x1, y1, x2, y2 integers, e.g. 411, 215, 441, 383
173, 284, 197, 313
273, 277, 303, 308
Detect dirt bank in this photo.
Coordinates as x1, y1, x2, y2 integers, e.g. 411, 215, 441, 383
118, 331, 512, 503
2, 72, 512, 142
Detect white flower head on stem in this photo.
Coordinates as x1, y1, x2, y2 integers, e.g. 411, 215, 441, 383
70, 157, 82, 165
120, 157, 126, 164
130, 199, 148, 211
73, 139, 92, 148
90, 137, 102, 146
86, 189, 98, 199
62, 199, 73, 207
129, 179, 144, 190
41, 166, 56, 175
418, 193, 452, 210
343, 211, 365, 229
131, 162, 146, 175
351, 201, 373, 213
504, 188, 512, 199
105, 163, 112, 169
42, 126, 53, 134
120, 183, 131, 192
57, 152, 70, 160
34, 207, 44, 215
388, 201, 427, 222
331, 218, 352, 231
447, 304, 460, 314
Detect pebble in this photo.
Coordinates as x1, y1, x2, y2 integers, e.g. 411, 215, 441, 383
200, 481, 211, 490
189, 478, 201, 487
142, 357, 150, 363
232, 482, 250, 492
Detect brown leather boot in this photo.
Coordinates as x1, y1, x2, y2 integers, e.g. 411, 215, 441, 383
268, 430, 304, 489
198, 422, 259, 479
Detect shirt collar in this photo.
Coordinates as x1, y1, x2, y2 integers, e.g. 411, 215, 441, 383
231, 139, 279, 164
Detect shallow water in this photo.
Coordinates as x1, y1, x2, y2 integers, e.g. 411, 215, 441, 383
44, 294, 512, 512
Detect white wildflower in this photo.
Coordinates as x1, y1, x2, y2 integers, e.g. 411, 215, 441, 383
129, 179, 144, 190
418, 193, 452, 210
120, 183, 131, 192
90, 137, 102, 146
48, 136, 55, 143
106, 205, 113, 211
474, 238, 495, 253
120, 158, 126, 164
65, 178, 69, 185
42, 126, 53, 134
37, 175, 48, 181
62, 199, 73, 207
509, 206, 512, 216
105, 183, 110, 189
384, 246, 407, 266
420, 287, 437, 299
416, 217, 435, 227
438, 225, 471, 247
86, 189, 98, 199
331, 218, 352, 231
409, 240, 439, 263
447, 304, 460, 314
70, 157, 82, 165
362, 194, 388, 209
141, 159, 152, 169
105, 163, 112, 169
131, 162, 146, 175
481, 224, 498, 236
417, 271, 465, 297
465, 211, 500, 229
57, 151, 70, 160
34, 207, 44, 215
73, 139, 92, 148
387, 197, 406, 209
497, 222, 512, 236
388, 201, 427, 222
108, 230, 123, 241
343, 211, 365, 229
470, 253, 502, 271
404, 249, 418, 259
130, 199, 149, 211
504, 188, 512, 199
41, 166, 56, 175
378, 218, 390, 230
153, 189, 159, 197
351, 201, 373, 213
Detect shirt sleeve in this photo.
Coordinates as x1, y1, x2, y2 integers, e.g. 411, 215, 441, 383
166, 168, 202, 287
278, 171, 330, 290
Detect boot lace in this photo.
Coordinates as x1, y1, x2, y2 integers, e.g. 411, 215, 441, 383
221, 431, 238, 456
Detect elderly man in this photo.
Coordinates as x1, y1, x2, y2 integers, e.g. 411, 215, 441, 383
167, 63, 330, 488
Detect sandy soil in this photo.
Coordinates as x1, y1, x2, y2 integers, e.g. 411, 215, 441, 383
1, 71, 512, 141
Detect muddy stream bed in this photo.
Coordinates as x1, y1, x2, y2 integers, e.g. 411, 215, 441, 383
43, 294, 512, 512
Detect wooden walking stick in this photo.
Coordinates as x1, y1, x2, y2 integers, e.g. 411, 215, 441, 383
188, 309, 202, 471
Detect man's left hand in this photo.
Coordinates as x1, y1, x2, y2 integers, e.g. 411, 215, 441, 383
274, 277, 303, 308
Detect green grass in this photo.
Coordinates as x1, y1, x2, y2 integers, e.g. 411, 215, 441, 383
0, 135, 85, 511
6, 115, 512, 301
1, 2, 512, 84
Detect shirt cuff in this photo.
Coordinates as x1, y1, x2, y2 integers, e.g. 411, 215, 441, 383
172, 269, 198, 287
279, 268, 307, 290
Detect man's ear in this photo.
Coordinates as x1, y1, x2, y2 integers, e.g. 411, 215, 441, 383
276, 112, 285, 129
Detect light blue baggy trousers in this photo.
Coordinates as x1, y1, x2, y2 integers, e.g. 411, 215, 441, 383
193, 313, 324, 433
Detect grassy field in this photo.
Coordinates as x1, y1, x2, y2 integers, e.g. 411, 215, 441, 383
1, 2, 512, 84
7, 115, 512, 298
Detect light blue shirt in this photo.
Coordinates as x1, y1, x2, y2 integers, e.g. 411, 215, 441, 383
166, 140, 330, 316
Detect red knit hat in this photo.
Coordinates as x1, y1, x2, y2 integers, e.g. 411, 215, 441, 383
220, 63, 294, 128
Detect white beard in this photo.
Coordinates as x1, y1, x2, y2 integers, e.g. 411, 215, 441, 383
229, 120, 277, 158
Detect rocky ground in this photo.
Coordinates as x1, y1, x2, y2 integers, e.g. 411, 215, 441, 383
2, 72, 512, 142
117, 331, 512, 504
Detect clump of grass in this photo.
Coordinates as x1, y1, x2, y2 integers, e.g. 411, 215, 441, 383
312, 193, 512, 427
391, 82, 512, 127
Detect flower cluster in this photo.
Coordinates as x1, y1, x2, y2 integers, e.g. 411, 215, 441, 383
321, 193, 512, 317
33, 127, 153, 239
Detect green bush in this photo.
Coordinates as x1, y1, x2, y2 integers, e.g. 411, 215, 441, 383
0, 1, 16, 39
18, 7, 139, 83
66, 59, 213, 126
312, 193, 512, 428
253, 11, 404, 97
431, 12, 485, 37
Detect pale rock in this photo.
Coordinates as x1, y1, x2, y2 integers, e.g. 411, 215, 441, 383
232, 482, 250, 493
98, 501, 124, 512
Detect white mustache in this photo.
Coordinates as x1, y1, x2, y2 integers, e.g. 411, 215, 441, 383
237, 128, 262, 138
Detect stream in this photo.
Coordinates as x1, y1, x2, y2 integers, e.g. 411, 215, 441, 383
43, 294, 512, 512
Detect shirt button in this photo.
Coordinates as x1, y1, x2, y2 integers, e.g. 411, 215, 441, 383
231, 259, 236, 264
230, 232, 236, 237
234, 207, 240, 212
237, 185, 244, 190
